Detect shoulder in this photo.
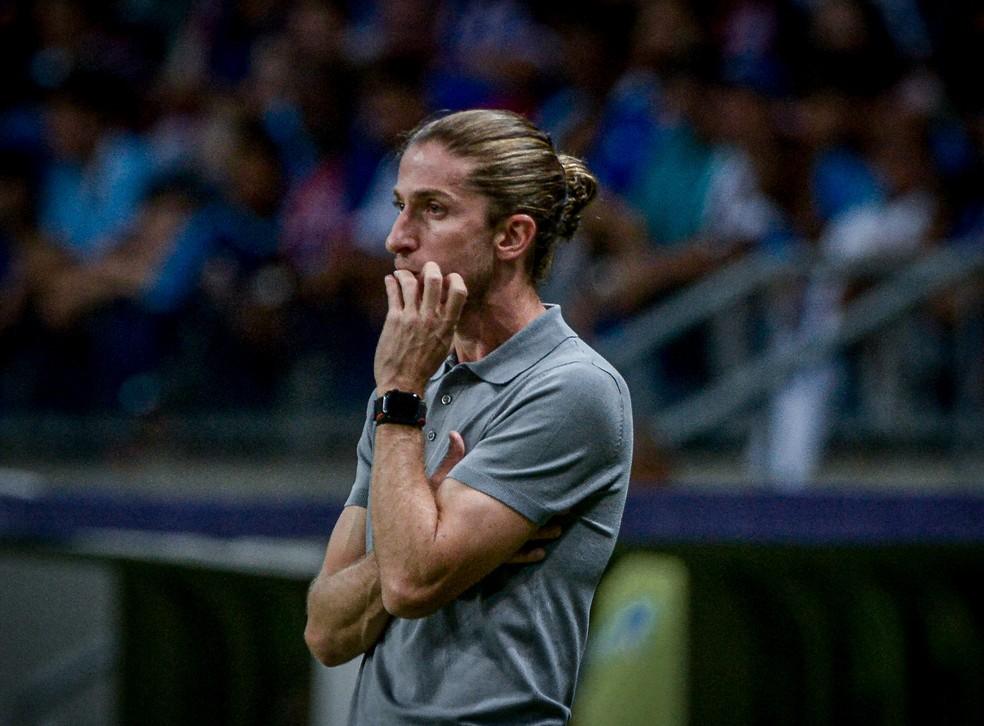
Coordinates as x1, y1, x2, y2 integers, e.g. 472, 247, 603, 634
536, 337, 630, 402
506, 342, 631, 457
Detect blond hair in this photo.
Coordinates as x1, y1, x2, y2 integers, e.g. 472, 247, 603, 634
402, 109, 598, 283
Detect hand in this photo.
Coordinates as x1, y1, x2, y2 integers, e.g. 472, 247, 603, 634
374, 261, 468, 395
507, 519, 564, 564
428, 431, 466, 491
429, 432, 565, 566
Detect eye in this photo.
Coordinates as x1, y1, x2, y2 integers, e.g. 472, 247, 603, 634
392, 199, 405, 212
426, 201, 445, 216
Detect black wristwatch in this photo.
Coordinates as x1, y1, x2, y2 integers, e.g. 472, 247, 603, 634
374, 389, 427, 427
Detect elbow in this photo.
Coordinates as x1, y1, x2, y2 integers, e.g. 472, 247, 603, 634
304, 621, 353, 668
379, 575, 443, 620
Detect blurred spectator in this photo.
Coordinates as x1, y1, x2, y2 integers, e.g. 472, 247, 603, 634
753, 90, 942, 486
165, 0, 285, 91
713, 0, 794, 99
793, 87, 881, 229
31, 181, 197, 413
345, 0, 437, 66
0, 0, 980, 477
23, 107, 284, 412
39, 70, 156, 262
172, 115, 285, 409
245, 1, 354, 186
428, 0, 555, 113
796, 0, 903, 97
581, 0, 705, 195
562, 67, 784, 370
535, 1, 635, 158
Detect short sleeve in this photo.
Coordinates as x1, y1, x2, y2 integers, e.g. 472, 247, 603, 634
344, 394, 376, 508
448, 361, 630, 526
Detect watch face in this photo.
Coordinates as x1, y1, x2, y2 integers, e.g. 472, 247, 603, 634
383, 391, 421, 419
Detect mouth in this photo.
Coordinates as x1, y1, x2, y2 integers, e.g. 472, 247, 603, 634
393, 261, 423, 280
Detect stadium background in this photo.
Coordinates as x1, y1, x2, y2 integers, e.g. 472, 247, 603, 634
1, 0, 982, 724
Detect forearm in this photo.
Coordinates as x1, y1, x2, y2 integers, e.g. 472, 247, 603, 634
305, 552, 390, 666
369, 425, 447, 611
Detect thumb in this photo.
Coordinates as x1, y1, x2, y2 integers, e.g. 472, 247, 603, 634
430, 431, 466, 485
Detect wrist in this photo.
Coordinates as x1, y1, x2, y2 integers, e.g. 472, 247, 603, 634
375, 380, 425, 398
374, 389, 427, 428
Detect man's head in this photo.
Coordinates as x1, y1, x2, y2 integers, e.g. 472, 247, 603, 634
392, 109, 598, 285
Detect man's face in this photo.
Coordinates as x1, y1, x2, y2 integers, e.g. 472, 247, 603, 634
386, 141, 496, 303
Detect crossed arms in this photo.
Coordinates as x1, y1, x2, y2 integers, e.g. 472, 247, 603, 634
303, 427, 557, 666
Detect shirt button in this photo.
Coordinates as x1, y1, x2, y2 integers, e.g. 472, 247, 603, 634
441, 394, 453, 405
426, 430, 437, 441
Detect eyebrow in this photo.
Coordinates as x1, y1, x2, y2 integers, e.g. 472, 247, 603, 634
392, 187, 456, 202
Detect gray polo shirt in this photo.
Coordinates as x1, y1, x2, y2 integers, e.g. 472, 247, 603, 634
344, 305, 632, 725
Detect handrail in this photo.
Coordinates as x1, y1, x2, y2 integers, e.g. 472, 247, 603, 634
651, 243, 984, 445
596, 249, 798, 370
595, 245, 938, 372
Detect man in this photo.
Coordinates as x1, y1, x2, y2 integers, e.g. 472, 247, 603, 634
305, 109, 633, 725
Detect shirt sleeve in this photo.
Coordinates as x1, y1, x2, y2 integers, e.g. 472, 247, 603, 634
448, 360, 631, 526
344, 394, 377, 508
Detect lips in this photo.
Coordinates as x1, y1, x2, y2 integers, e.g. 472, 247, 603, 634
393, 261, 424, 280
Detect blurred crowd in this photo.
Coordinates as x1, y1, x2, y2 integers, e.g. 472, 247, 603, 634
0, 0, 982, 452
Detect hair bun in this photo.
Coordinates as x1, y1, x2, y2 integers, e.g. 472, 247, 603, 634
556, 155, 598, 240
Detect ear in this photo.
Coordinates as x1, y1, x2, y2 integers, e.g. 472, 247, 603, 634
493, 214, 537, 263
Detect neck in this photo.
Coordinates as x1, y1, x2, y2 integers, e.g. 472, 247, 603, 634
453, 276, 544, 363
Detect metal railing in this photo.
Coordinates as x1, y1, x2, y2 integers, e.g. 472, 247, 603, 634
596, 241, 984, 449
0, 242, 981, 461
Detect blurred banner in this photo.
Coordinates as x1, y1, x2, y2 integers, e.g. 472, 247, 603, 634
573, 553, 689, 726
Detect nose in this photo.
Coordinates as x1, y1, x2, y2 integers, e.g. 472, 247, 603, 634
385, 208, 418, 256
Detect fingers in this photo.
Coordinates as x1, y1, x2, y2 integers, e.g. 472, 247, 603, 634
531, 524, 563, 541
393, 269, 418, 309
389, 266, 467, 325
383, 274, 402, 313
507, 546, 546, 564
445, 273, 467, 321
429, 431, 467, 487
446, 430, 466, 462
421, 261, 443, 311
505, 520, 566, 565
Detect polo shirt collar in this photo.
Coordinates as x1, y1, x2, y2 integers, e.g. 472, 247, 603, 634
432, 305, 576, 385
